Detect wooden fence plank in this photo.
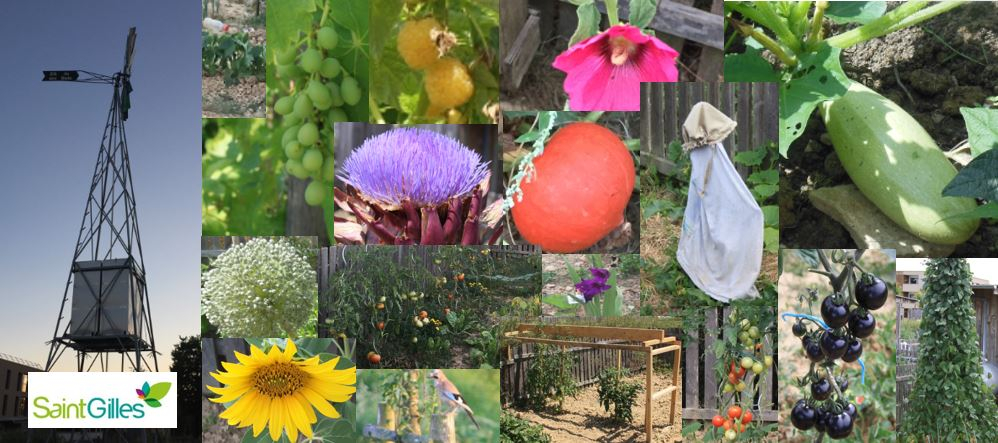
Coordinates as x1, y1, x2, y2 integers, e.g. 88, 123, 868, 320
703, 309, 717, 411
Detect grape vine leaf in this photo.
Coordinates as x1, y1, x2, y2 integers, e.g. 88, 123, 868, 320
778, 44, 850, 157
628, 0, 660, 30
327, 0, 370, 122
569, 1, 600, 47
959, 107, 998, 157
369, 0, 403, 59
825, 1, 887, 25
942, 147, 998, 201
724, 47, 780, 82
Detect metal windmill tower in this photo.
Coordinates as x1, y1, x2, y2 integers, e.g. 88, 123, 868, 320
42, 27, 159, 373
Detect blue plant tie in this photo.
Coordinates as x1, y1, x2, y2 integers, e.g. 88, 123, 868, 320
858, 358, 866, 385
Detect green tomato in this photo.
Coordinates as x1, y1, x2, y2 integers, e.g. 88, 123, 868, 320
740, 319, 750, 330
340, 76, 362, 106
740, 357, 754, 369
298, 122, 319, 146
300, 48, 322, 73
725, 429, 737, 441
722, 383, 734, 394
748, 326, 760, 339
751, 362, 764, 374
304, 180, 326, 206
302, 148, 323, 172
763, 356, 773, 368
316, 26, 339, 50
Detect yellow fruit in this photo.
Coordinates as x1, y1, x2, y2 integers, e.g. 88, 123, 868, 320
446, 109, 466, 124
425, 57, 473, 110
398, 18, 442, 69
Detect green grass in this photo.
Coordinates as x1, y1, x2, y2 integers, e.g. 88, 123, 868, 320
357, 369, 499, 442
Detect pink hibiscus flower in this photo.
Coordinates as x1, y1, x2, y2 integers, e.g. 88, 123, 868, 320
553, 24, 679, 111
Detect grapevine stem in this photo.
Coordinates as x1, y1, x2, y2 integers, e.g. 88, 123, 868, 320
319, 0, 330, 27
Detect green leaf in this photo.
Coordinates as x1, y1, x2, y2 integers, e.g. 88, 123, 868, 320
752, 184, 778, 200
960, 107, 998, 157
761, 205, 779, 227
942, 148, 998, 201
144, 399, 162, 408
724, 48, 780, 82
628, 0, 660, 29
569, 1, 601, 47
542, 294, 578, 310
748, 169, 779, 185
941, 202, 998, 221
825, 1, 887, 24
779, 44, 850, 157
243, 428, 291, 443
147, 382, 172, 401
733, 148, 767, 167
764, 227, 779, 253
370, 0, 404, 59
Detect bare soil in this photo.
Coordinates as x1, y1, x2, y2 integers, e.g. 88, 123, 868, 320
542, 254, 641, 317
510, 369, 682, 443
780, 2, 998, 256
202, 0, 266, 118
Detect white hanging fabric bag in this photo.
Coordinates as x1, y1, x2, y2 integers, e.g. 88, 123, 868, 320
676, 102, 763, 303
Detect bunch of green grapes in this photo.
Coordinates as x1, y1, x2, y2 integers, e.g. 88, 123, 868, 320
272, 23, 363, 206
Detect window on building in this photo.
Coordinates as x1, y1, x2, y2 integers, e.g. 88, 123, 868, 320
2, 394, 7, 416
19, 373, 27, 393
16, 397, 26, 416
4, 369, 9, 389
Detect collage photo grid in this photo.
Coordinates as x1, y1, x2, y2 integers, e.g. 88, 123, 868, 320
1, 1, 998, 442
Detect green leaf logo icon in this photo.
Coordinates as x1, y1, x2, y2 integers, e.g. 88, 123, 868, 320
137, 381, 171, 408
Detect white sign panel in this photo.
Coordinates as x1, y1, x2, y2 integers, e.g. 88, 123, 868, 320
28, 372, 177, 428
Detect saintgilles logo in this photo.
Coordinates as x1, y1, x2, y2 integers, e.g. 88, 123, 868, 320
29, 372, 177, 428
135, 381, 171, 408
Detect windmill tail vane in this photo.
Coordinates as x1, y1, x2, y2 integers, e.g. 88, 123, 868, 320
41, 27, 157, 374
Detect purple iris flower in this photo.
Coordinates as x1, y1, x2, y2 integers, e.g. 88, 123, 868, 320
575, 268, 612, 303
589, 267, 610, 282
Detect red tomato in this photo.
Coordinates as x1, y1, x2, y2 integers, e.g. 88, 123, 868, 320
712, 415, 725, 427
728, 405, 742, 420
741, 411, 753, 424
722, 418, 733, 431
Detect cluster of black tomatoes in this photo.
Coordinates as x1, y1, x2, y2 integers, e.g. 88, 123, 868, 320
790, 273, 888, 439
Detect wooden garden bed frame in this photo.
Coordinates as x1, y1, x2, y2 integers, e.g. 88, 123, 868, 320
503, 324, 681, 443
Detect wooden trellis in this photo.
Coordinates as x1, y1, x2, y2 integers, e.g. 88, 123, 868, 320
503, 324, 681, 443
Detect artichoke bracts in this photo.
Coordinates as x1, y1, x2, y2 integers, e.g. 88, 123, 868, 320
334, 128, 503, 245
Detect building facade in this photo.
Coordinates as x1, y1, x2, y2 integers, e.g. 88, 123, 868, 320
0, 353, 40, 424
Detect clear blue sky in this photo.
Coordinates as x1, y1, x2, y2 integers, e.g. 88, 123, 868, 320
0, 3, 201, 371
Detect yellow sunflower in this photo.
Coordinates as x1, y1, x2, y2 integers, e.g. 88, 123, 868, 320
207, 340, 356, 441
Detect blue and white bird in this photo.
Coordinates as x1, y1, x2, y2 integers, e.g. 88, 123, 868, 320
429, 369, 480, 429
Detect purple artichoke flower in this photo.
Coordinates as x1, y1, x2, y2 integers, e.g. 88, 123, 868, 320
334, 128, 502, 245
338, 128, 490, 206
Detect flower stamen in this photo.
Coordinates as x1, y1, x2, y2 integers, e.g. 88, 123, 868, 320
609, 35, 636, 66
252, 362, 309, 398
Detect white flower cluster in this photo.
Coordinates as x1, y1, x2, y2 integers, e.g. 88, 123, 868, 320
201, 238, 317, 337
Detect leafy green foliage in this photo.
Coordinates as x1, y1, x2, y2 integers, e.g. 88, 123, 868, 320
723, 47, 781, 82
732, 142, 781, 253
960, 107, 998, 157
627, 0, 661, 30
323, 247, 540, 368
777, 44, 850, 157
596, 368, 642, 424
370, 0, 498, 123
500, 411, 551, 443
825, 1, 887, 24
523, 344, 578, 412
904, 258, 998, 441
943, 148, 998, 201
201, 119, 287, 236
202, 32, 265, 85
570, 1, 601, 46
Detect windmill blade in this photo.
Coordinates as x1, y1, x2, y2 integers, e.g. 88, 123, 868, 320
123, 27, 136, 76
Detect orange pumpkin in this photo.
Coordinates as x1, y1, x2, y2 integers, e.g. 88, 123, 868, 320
511, 122, 634, 253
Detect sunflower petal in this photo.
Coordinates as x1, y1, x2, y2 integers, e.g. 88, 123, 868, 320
251, 395, 271, 437
268, 396, 283, 441
281, 398, 299, 442
293, 392, 317, 424
282, 340, 298, 362
300, 386, 341, 419
285, 395, 312, 439
206, 383, 252, 403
